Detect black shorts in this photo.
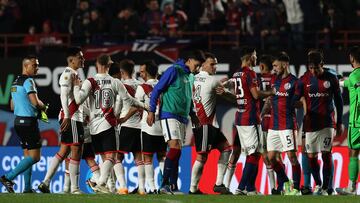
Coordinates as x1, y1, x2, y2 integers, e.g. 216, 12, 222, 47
60, 119, 84, 145
91, 127, 117, 154
118, 126, 141, 153
82, 143, 95, 160
14, 117, 41, 150
141, 132, 167, 154
193, 125, 228, 153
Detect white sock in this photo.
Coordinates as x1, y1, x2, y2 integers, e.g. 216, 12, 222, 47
159, 160, 164, 175
98, 159, 114, 185
63, 170, 70, 192
44, 153, 63, 185
145, 162, 156, 192
107, 170, 116, 193
223, 163, 236, 188
190, 160, 205, 192
137, 161, 145, 192
90, 164, 100, 183
114, 161, 127, 188
216, 151, 231, 186
267, 167, 275, 189
69, 159, 80, 191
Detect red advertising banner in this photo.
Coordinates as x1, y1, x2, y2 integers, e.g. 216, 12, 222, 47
194, 146, 359, 194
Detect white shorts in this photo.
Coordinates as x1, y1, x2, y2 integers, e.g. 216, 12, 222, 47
236, 125, 262, 155
161, 118, 186, 143
305, 128, 334, 153
267, 129, 297, 152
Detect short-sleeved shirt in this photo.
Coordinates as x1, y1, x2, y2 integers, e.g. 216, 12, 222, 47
269, 74, 298, 130
298, 70, 341, 132
192, 71, 221, 127
231, 66, 260, 126
11, 75, 38, 117
135, 79, 162, 136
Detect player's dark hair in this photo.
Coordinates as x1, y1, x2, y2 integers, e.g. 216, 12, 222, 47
23, 55, 38, 61
307, 49, 324, 65
141, 60, 158, 78
259, 55, 273, 71
275, 51, 290, 63
119, 59, 135, 75
349, 46, 360, 63
185, 50, 206, 64
66, 46, 82, 58
240, 46, 255, 62
204, 52, 216, 60
109, 62, 120, 76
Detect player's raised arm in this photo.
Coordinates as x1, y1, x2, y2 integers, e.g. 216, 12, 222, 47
73, 78, 92, 105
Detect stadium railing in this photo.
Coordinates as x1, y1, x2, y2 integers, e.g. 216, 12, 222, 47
0, 30, 359, 58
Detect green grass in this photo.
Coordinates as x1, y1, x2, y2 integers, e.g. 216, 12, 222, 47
0, 194, 359, 203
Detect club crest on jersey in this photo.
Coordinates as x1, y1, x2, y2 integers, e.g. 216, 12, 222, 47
284, 83, 291, 90
323, 81, 330, 88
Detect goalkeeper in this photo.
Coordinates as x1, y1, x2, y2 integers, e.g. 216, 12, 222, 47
337, 46, 360, 195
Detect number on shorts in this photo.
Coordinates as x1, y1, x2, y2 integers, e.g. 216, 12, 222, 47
286, 134, 292, 146
94, 88, 114, 109
323, 137, 331, 148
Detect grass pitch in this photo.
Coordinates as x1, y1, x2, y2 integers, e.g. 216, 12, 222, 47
0, 194, 359, 203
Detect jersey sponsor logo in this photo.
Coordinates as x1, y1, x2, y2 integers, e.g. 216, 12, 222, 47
284, 82, 291, 90
323, 81, 331, 88
275, 91, 289, 97
308, 92, 330, 97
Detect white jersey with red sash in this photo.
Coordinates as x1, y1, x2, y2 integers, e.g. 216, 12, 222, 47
58, 67, 83, 122
192, 71, 220, 128
120, 79, 142, 129
135, 79, 162, 136
76, 74, 119, 135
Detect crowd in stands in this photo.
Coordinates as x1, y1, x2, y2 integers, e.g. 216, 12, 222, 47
2, 0, 360, 50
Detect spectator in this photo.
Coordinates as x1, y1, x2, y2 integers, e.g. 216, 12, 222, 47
0, 0, 20, 33
322, 4, 344, 49
161, 1, 188, 37
238, 0, 259, 47
88, 9, 107, 44
39, 20, 63, 45
282, 0, 304, 50
69, 0, 91, 44
142, 0, 162, 36
257, 0, 280, 50
196, 0, 225, 31
225, 0, 241, 32
23, 25, 38, 45
110, 8, 141, 42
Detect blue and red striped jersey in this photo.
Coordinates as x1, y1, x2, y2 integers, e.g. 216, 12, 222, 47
269, 74, 298, 130
297, 70, 343, 132
258, 73, 273, 131
231, 66, 260, 126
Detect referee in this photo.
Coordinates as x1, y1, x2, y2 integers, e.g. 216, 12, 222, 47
0, 55, 47, 193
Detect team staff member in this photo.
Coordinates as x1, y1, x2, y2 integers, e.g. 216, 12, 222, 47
1, 55, 47, 193
147, 50, 205, 194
